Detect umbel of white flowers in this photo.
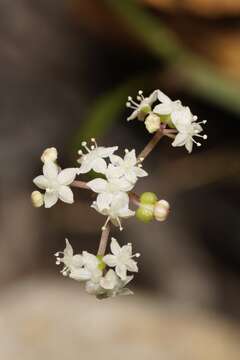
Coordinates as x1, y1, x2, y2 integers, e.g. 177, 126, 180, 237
126, 89, 207, 153
54, 237, 140, 299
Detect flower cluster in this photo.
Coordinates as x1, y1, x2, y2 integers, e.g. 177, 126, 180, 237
31, 88, 207, 300
126, 89, 207, 153
55, 238, 140, 299
78, 139, 148, 230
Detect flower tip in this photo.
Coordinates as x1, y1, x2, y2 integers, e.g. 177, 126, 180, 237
203, 135, 208, 140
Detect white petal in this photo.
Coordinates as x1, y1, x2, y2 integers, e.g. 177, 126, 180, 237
110, 237, 121, 255
70, 268, 91, 281
106, 164, 124, 179
96, 193, 113, 211
116, 264, 127, 280
172, 132, 188, 147
43, 161, 58, 179
64, 239, 73, 257
58, 168, 76, 185
44, 191, 58, 208
118, 207, 135, 218
100, 269, 117, 290
109, 154, 123, 166
103, 254, 117, 267
58, 186, 74, 204
134, 167, 148, 178
124, 149, 137, 166
96, 146, 118, 158
127, 109, 139, 121
87, 178, 108, 193
82, 251, 99, 270
78, 160, 92, 174
153, 103, 172, 115
185, 139, 193, 153
33, 175, 49, 190
148, 89, 159, 104
92, 158, 107, 174
126, 259, 138, 272
156, 89, 171, 103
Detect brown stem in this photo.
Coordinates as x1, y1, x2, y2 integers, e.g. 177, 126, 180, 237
129, 191, 140, 206
71, 180, 90, 190
97, 223, 111, 256
137, 129, 164, 161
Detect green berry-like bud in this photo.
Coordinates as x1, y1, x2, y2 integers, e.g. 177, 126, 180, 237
136, 204, 154, 223
140, 192, 158, 205
96, 255, 106, 271
160, 114, 175, 128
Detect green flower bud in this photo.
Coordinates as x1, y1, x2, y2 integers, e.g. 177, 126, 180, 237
140, 192, 158, 205
160, 114, 175, 128
136, 204, 154, 223
96, 255, 106, 271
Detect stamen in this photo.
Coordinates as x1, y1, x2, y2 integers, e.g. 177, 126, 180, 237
125, 148, 129, 153
77, 150, 83, 155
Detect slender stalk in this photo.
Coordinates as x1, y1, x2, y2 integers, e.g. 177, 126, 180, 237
129, 191, 140, 206
137, 129, 164, 161
71, 180, 90, 190
97, 223, 111, 256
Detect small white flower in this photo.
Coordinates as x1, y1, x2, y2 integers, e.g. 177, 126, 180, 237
171, 107, 207, 153
126, 90, 158, 121
70, 251, 102, 282
100, 270, 134, 298
153, 90, 184, 116
87, 175, 134, 211
103, 238, 140, 280
91, 192, 135, 231
108, 149, 148, 184
77, 138, 118, 174
54, 239, 84, 276
41, 147, 58, 163
33, 161, 76, 208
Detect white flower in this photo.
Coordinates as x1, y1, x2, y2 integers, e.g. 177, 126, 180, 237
171, 107, 207, 153
70, 251, 102, 282
108, 149, 148, 184
54, 239, 84, 276
126, 90, 158, 121
153, 90, 184, 116
99, 270, 134, 298
103, 238, 140, 280
33, 161, 76, 208
77, 138, 118, 174
41, 147, 58, 163
87, 175, 134, 212
92, 192, 135, 231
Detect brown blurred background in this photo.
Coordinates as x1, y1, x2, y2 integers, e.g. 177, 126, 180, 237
0, 1, 240, 359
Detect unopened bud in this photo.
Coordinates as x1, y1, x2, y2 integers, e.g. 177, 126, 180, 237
140, 192, 158, 205
136, 204, 154, 223
31, 191, 44, 207
41, 147, 58, 163
154, 200, 170, 221
145, 113, 160, 133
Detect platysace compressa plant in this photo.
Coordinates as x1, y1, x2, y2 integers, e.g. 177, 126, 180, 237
31, 89, 207, 299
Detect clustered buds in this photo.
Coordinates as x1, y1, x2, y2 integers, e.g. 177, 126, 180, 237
31, 88, 207, 299
136, 192, 170, 223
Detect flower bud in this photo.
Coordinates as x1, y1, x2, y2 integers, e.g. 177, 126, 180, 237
31, 191, 44, 207
140, 192, 158, 205
41, 147, 58, 163
145, 113, 160, 133
154, 200, 170, 221
136, 204, 154, 223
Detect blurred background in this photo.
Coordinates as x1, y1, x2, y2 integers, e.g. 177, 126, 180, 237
0, 0, 240, 359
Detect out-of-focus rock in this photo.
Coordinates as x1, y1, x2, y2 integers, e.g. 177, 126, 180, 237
0, 276, 239, 360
